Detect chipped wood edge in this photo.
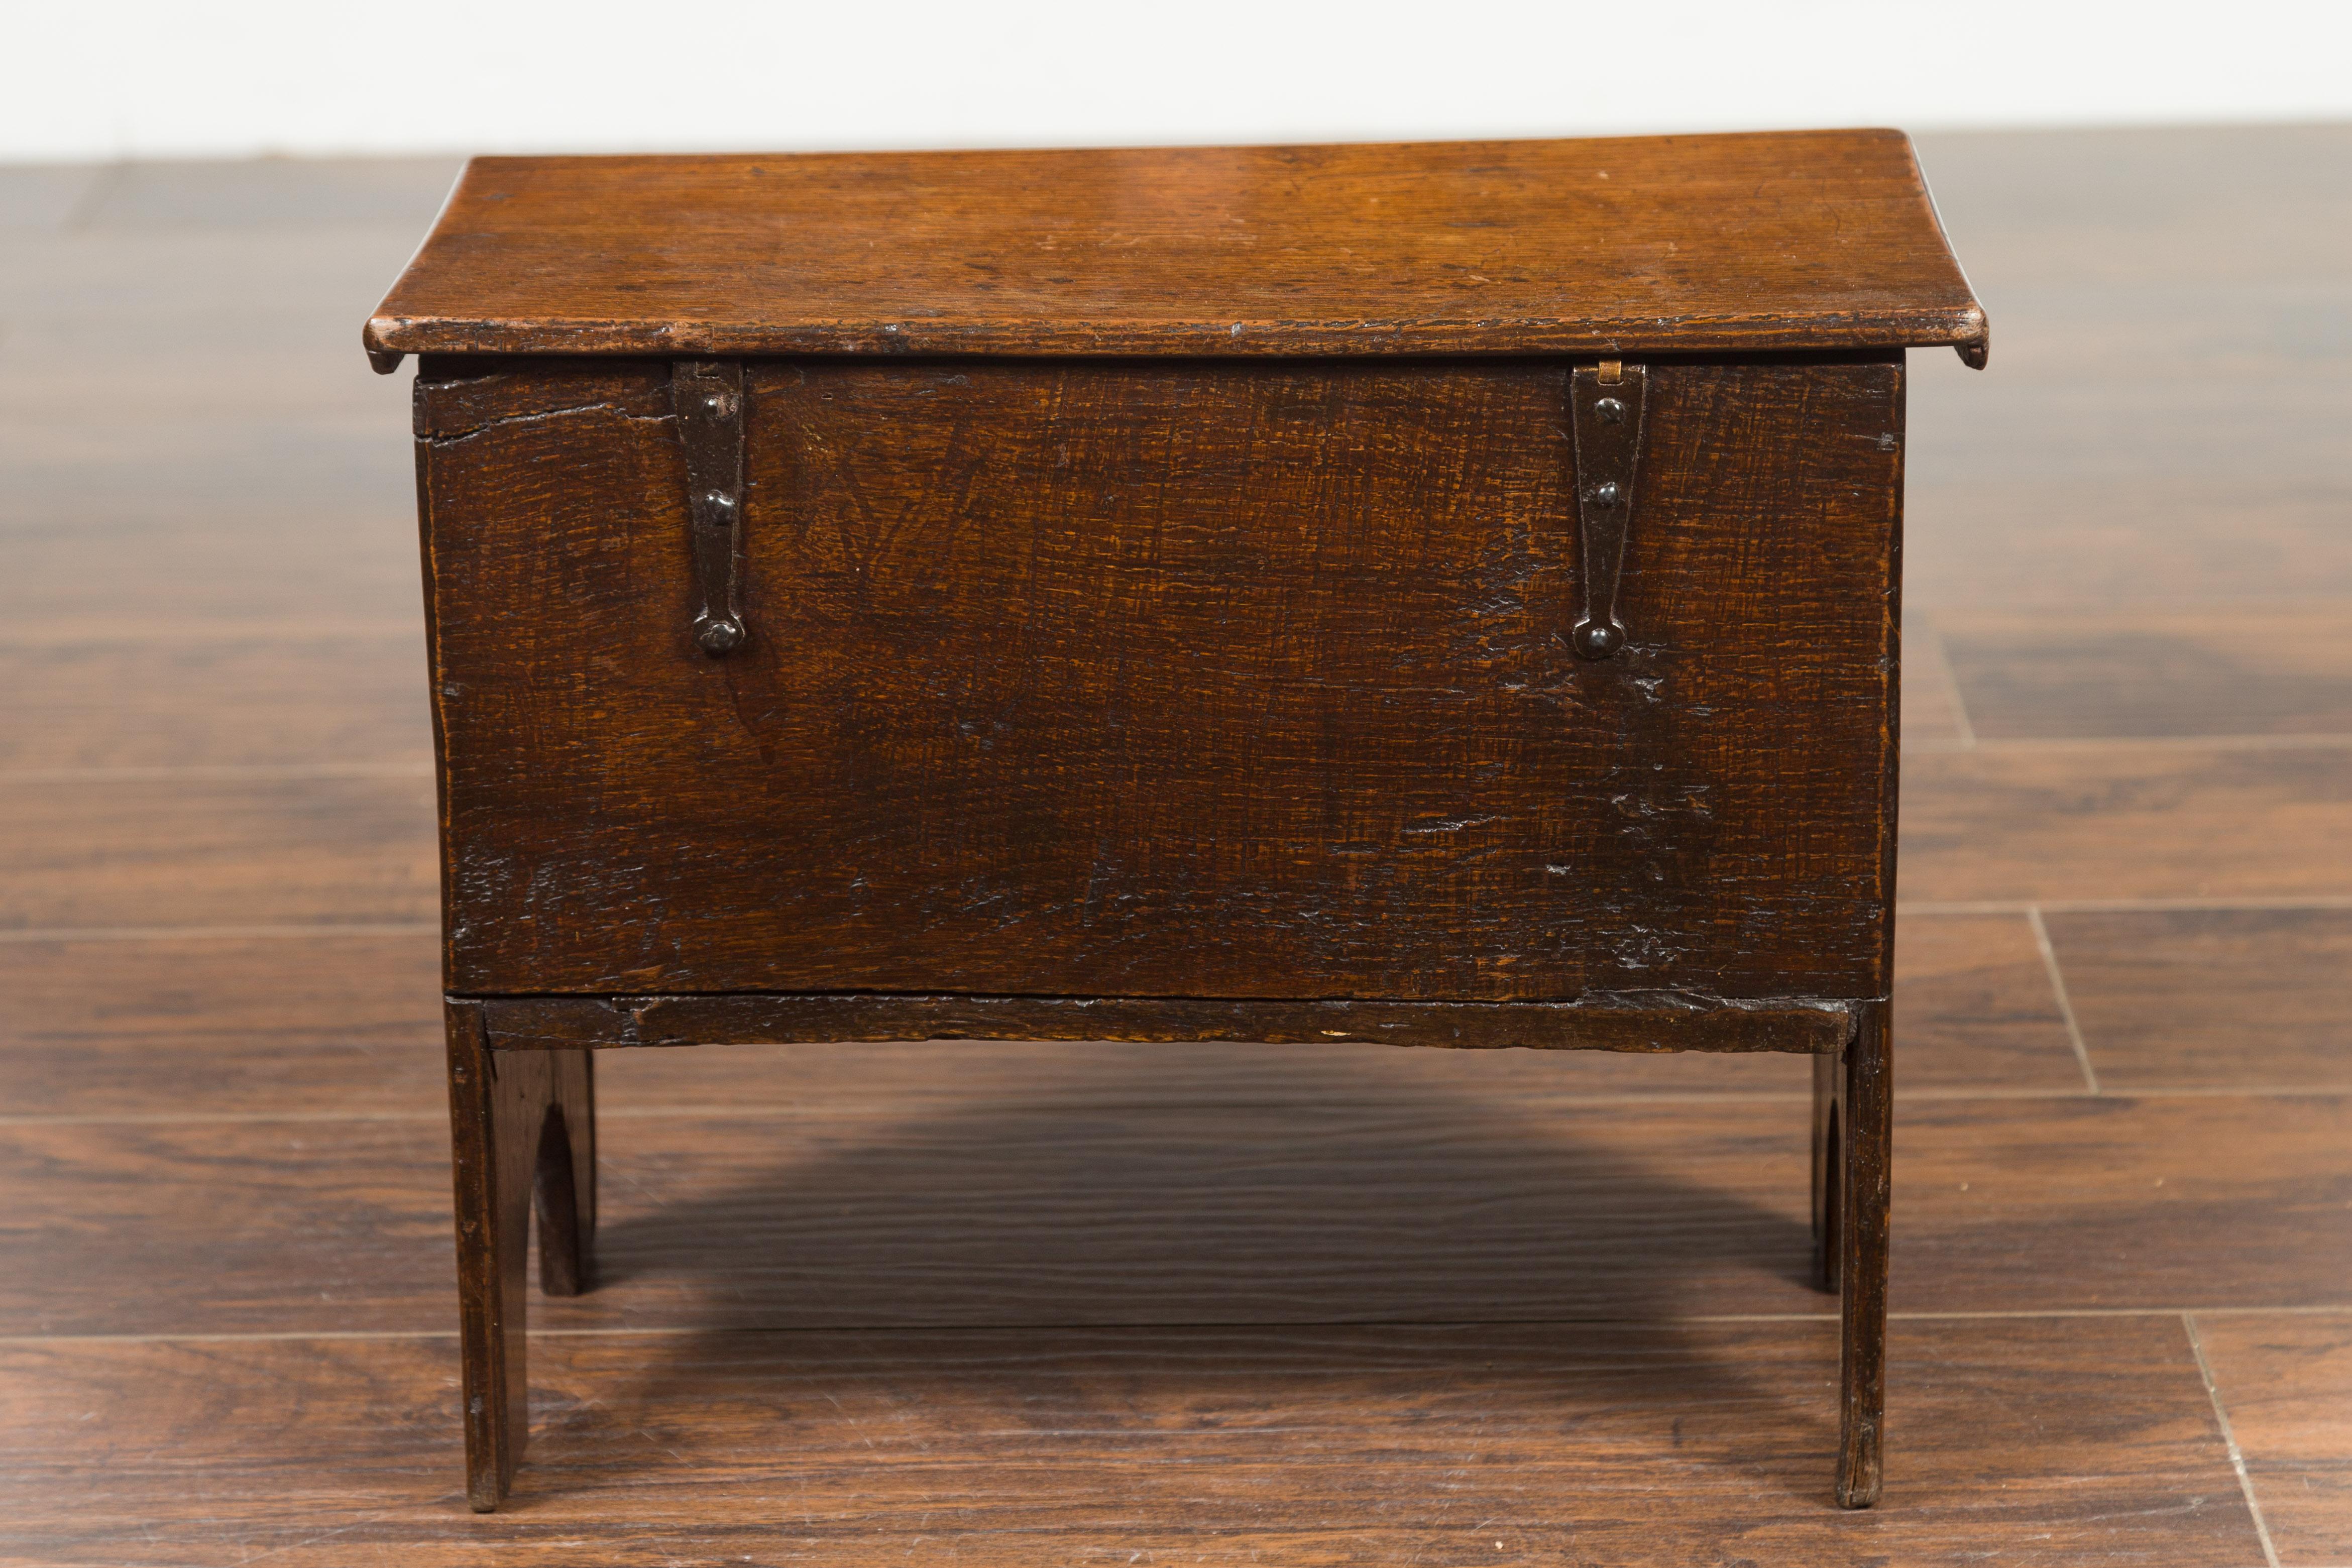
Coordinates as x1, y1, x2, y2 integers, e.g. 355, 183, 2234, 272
474, 991, 1864, 1055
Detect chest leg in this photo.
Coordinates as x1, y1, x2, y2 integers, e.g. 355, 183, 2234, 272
444, 1001, 598, 1511
1834, 999, 1892, 1508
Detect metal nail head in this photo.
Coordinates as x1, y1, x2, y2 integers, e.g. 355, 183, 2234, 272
1573, 619, 1624, 659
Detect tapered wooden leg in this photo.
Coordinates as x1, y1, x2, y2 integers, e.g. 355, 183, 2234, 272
446, 1000, 597, 1512
1836, 999, 1892, 1509
1811, 1050, 1840, 1293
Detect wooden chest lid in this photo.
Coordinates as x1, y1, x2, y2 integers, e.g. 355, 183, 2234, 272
365, 129, 1986, 370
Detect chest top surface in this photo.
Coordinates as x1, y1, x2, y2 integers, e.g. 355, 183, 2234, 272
365, 129, 1985, 368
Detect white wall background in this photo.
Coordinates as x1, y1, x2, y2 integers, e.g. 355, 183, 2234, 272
6, 0, 2348, 164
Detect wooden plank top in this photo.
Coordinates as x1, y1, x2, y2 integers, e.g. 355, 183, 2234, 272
365, 130, 1986, 370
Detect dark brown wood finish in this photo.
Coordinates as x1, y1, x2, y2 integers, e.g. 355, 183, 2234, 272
484, 992, 1854, 1053
1805, 1001, 1893, 1505
0, 912, 2067, 1122
0, 773, 436, 931
17, 1074, 2352, 1341
420, 355, 1905, 1001
365, 132, 1987, 368
1936, 605, 2352, 739
1835, 999, 1893, 1507
444, 1000, 595, 1510
367, 132, 1969, 1508
0, 1320, 2270, 1565
2048, 909, 2352, 1088
1900, 745, 2352, 902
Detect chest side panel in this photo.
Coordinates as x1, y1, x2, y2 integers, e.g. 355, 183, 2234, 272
422, 356, 1900, 998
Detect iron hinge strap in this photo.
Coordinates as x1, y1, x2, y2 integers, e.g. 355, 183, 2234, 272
670, 360, 747, 655
1568, 359, 1648, 660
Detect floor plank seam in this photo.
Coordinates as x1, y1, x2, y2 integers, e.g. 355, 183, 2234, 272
2028, 906, 2102, 1093
2185, 1311, 2285, 1568
13, 903, 2352, 946
1917, 613, 1980, 752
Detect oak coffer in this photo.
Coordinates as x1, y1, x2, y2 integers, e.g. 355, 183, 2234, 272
365, 130, 1987, 1512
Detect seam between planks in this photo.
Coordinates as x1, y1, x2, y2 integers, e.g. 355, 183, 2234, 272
15, 737, 2352, 782
11, 900, 2352, 945
2028, 905, 2102, 1093
1911, 612, 1979, 751
2186, 1311, 2285, 1568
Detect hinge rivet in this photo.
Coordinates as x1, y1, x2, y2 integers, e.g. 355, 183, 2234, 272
673, 360, 749, 656
1572, 620, 1625, 659
1570, 362, 1646, 661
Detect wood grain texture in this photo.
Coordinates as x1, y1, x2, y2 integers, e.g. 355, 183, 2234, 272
1900, 745, 2352, 902
366, 132, 1985, 365
1906, 282, 2349, 486
1891, 914, 2082, 1088
1890, 1094, 2352, 1311
0, 1095, 1828, 1336
0, 636, 430, 769
1938, 604, 2352, 739
1904, 132, 2352, 624
423, 356, 1903, 1000
0, 936, 443, 1117
570, 910, 2071, 1095
1905, 475, 2352, 612
0, 405, 411, 514
0, 512, 423, 642
0, 775, 435, 931
1899, 610, 1970, 747
393, 141, 1934, 1507
0, 913, 2073, 1121
5, 127, 2345, 1555
8, 1090, 2348, 1338
2047, 909, 2352, 1089
597, 1036, 1825, 1113
2195, 1313, 2352, 1566
446, 1003, 595, 1509
1834, 1002, 1891, 1506
0, 1318, 2263, 1565
486, 992, 1852, 1054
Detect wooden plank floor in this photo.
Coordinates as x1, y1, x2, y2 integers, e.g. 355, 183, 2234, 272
2, 124, 2348, 1563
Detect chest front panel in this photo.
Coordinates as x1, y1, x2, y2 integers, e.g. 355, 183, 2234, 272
419, 356, 1901, 999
